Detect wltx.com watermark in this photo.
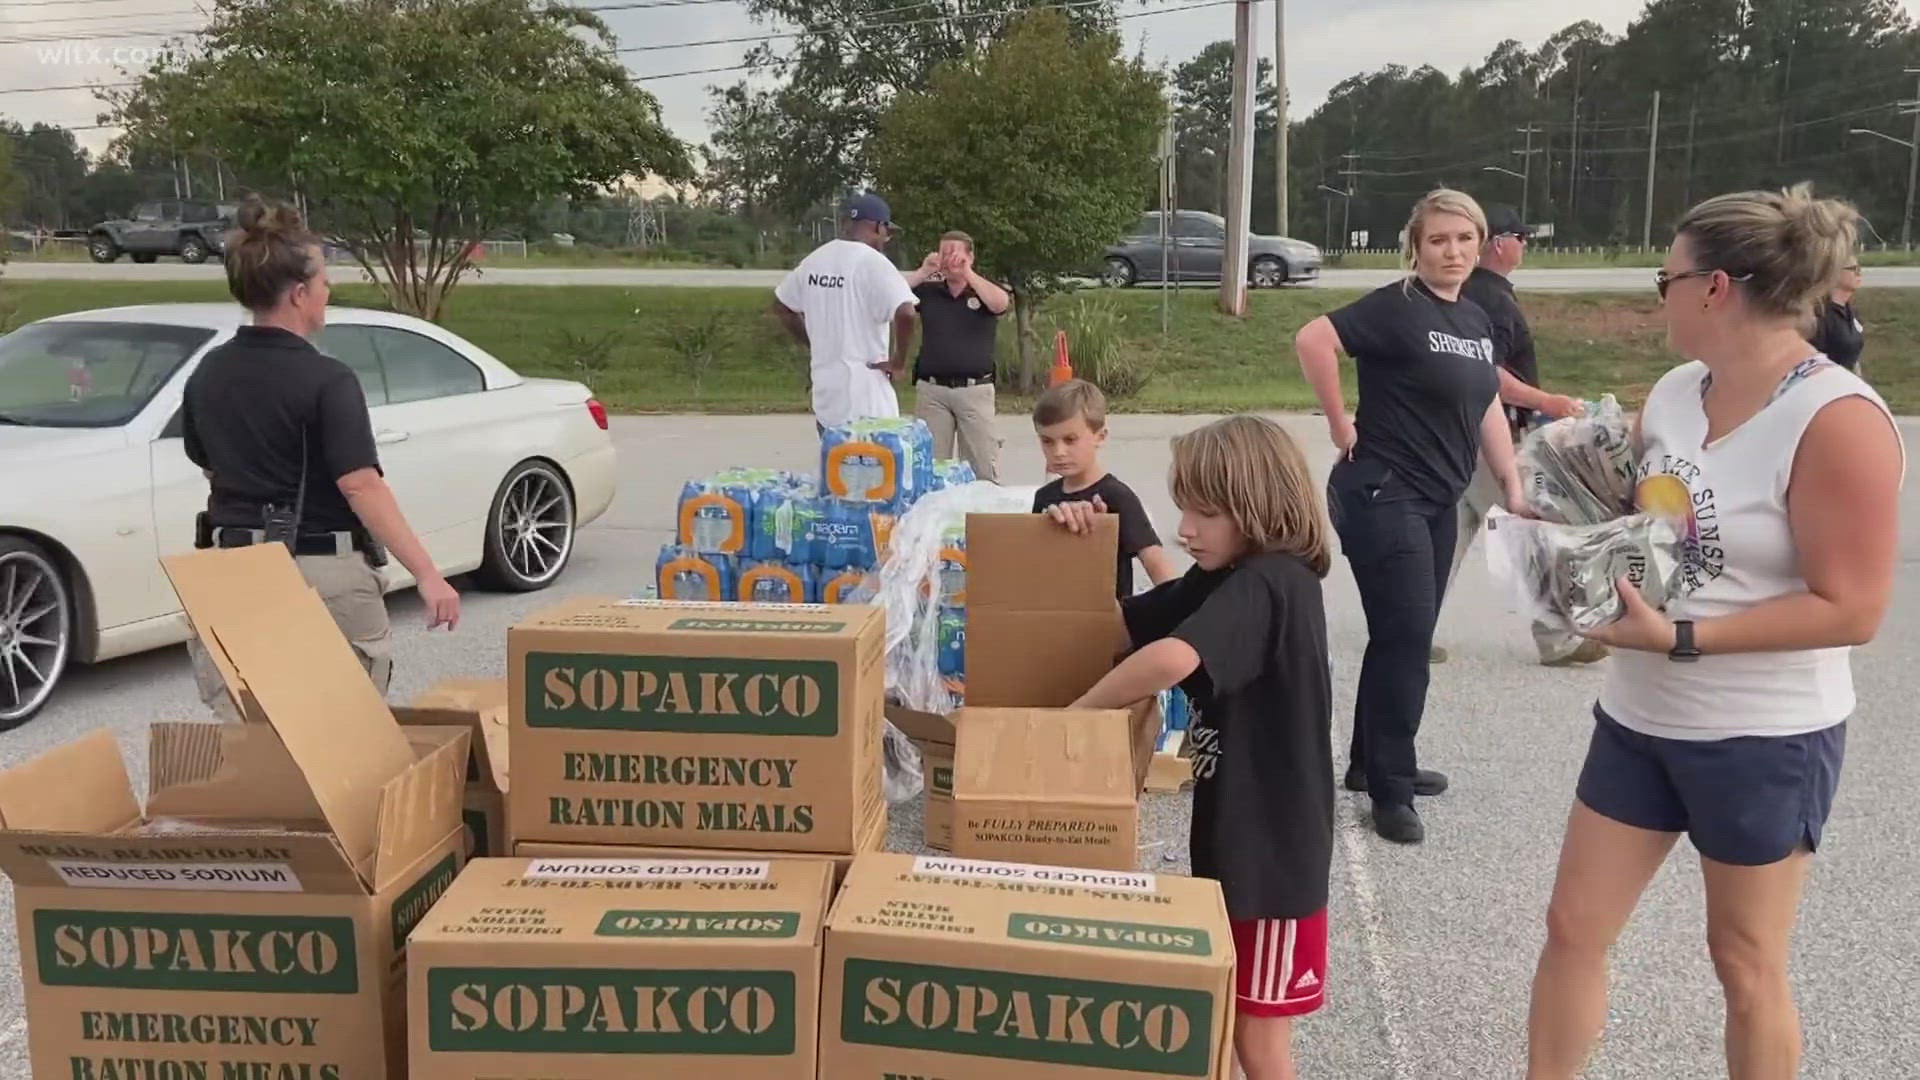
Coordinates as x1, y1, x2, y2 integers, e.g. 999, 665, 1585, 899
35, 43, 173, 67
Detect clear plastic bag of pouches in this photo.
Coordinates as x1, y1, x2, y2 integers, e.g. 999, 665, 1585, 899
1518, 393, 1637, 526
1485, 509, 1690, 635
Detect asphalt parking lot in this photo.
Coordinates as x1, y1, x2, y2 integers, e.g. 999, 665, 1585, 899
3, 411, 1917, 1078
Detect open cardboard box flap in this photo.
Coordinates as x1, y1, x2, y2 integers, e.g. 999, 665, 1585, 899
374, 727, 469, 890
161, 545, 419, 880
0, 729, 379, 894
396, 678, 510, 794
963, 513, 1130, 708
892, 514, 1161, 788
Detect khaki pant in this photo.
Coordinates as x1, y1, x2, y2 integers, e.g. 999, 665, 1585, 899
189, 551, 392, 722
914, 380, 1000, 483
1445, 458, 1582, 664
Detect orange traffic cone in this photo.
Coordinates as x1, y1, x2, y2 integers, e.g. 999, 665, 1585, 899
1050, 330, 1073, 386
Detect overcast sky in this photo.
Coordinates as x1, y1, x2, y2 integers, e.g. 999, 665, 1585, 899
5, 0, 1919, 161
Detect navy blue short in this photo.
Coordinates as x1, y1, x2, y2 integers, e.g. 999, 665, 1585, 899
1576, 704, 1846, 866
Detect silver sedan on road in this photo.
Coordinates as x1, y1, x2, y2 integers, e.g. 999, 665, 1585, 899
1102, 210, 1323, 288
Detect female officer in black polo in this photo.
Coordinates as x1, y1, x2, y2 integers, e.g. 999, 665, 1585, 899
1806, 259, 1865, 372
182, 196, 458, 718
1294, 188, 1525, 844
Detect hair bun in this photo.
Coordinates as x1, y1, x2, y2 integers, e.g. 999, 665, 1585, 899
236, 195, 306, 238
1780, 181, 1859, 248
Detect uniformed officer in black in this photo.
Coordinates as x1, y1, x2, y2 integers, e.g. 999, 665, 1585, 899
1295, 188, 1525, 845
1441, 204, 1607, 669
182, 196, 458, 718
904, 230, 1012, 481
1807, 259, 1865, 371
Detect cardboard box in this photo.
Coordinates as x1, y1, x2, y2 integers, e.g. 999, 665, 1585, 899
887, 707, 954, 851
511, 800, 885, 888
950, 707, 1145, 871
508, 599, 887, 854
398, 678, 511, 858
408, 855, 833, 1079
891, 515, 1160, 867
822, 852, 1235, 1079
0, 544, 469, 1080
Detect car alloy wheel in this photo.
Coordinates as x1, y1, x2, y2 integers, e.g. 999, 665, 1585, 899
1103, 256, 1137, 288
180, 237, 210, 264
479, 462, 576, 591
88, 237, 118, 263
0, 541, 72, 730
1250, 257, 1287, 289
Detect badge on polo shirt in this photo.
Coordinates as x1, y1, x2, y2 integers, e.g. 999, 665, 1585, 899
967, 297, 981, 310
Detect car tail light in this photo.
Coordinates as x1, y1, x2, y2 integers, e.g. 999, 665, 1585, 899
587, 398, 609, 430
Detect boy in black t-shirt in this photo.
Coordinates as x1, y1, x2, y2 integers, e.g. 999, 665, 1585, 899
1029, 378, 1177, 597
1049, 415, 1334, 1080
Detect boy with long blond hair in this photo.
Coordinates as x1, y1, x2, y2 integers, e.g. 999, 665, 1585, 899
1049, 414, 1334, 1080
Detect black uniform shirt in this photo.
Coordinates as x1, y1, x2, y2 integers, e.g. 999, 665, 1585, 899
1032, 473, 1160, 598
1808, 297, 1864, 371
912, 277, 1003, 380
182, 325, 381, 533
1460, 266, 1540, 430
1122, 553, 1334, 919
1327, 279, 1502, 506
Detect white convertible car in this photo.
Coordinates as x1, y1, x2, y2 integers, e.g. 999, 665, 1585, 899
0, 303, 618, 727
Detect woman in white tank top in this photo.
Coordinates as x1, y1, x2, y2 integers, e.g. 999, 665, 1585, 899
1525, 184, 1905, 1080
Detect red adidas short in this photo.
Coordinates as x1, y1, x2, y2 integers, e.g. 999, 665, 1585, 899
1230, 910, 1327, 1017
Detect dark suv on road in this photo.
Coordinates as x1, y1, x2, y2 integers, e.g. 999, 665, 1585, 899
88, 200, 236, 264
1102, 210, 1322, 288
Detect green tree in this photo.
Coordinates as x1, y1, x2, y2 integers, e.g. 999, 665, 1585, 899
0, 135, 22, 332
3, 122, 91, 231
872, 10, 1164, 389
105, 0, 690, 321
712, 0, 1119, 221
1171, 42, 1277, 222
1282, 0, 1919, 250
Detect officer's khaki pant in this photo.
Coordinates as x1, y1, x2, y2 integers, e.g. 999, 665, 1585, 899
1445, 457, 1582, 664
189, 551, 392, 722
914, 380, 1001, 482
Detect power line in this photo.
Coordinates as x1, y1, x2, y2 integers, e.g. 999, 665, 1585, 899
0, 7, 211, 28
0, 23, 204, 45
0, 0, 746, 28
4, 0, 1223, 105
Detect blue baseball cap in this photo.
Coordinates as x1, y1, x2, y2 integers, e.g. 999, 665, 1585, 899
844, 193, 894, 228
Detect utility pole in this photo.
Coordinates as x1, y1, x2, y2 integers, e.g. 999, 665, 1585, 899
1340, 152, 1359, 250
1274, 0, 1287, 237
1682, 97, 1698, 209
1515, 123, 1542, 227
1642, 90, 1660, 250
1219, 0, 1257, 316
1160, 105, 1175, 336
1905, 68, 1920, 248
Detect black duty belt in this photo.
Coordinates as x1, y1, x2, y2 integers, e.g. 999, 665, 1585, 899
213, 527, 367, 558
916, 372, 994, 388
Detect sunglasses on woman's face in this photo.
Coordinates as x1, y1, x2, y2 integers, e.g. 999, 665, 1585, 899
1655, 267, 1752, 300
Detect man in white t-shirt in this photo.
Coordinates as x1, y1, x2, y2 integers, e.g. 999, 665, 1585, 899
772, 193, 920, 431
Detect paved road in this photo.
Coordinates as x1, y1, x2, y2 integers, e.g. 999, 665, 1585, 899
4, 412, 1918, 1078
19, 258, 1920, 293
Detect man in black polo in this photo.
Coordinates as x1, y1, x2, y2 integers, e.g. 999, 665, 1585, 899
906, 230, 1011, 481
1440, 203, 1605, 667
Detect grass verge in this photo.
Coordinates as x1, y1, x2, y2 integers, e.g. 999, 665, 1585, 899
4, 279, 1913, 413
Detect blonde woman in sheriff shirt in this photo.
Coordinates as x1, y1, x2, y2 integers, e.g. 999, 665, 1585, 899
1294, 188, 1525, 846
1525, 185, 1903, 1080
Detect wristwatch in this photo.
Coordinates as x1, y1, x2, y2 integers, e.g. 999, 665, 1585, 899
1669, 620, 1701, 663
